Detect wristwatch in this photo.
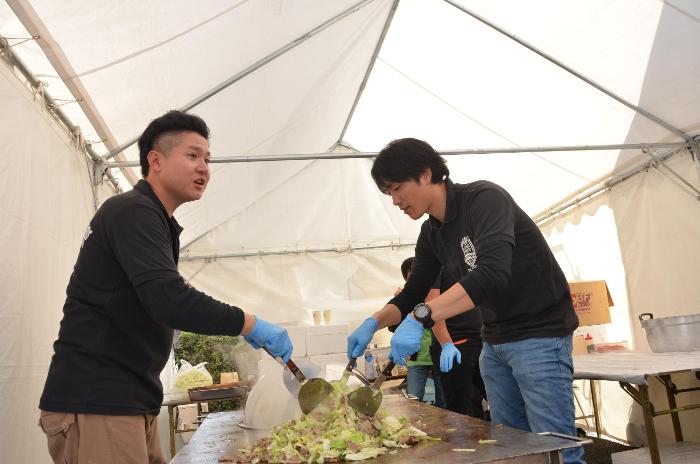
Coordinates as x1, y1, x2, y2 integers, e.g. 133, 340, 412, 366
412, 303, 435, 329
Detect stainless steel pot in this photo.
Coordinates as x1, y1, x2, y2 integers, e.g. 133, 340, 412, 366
639, 313, 700, 352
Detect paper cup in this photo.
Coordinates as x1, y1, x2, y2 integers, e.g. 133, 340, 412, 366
323, 309, 332, 325
312, 310, 322, 326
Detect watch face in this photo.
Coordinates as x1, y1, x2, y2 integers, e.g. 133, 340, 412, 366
415, 304, 429, 320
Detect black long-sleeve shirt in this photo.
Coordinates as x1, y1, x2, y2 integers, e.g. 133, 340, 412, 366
40, 180, 245, 415
390, 179, 578, 344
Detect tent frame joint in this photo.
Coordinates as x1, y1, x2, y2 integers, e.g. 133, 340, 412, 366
92, 159, 108, 187
643, 147, 700, 201
688, 137, 700, 184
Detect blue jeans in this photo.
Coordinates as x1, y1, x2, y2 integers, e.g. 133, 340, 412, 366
406, 365, 430, 401
480, 336, 585, 464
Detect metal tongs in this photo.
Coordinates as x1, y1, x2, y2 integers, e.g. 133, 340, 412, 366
347, 360, 396, 416
264, 348, 334, 414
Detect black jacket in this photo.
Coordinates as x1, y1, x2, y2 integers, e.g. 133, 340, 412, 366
390, 179, 578, 344
40, 180, 245, 415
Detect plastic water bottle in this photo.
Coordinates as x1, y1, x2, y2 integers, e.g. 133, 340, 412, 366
585, 333, 595, 353
365, 351, 377, 381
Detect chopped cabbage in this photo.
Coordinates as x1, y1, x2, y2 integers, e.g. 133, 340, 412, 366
236, 380, 434, 463
173, 361, 213, 391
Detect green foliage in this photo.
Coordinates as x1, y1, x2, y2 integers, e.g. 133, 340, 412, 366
175, 332, 243, 411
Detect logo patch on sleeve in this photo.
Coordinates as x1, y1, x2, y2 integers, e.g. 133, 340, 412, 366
460, 236, 477, 271
81, 225, 93, 248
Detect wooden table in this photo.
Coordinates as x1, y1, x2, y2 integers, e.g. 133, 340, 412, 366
171, 394, 586, 463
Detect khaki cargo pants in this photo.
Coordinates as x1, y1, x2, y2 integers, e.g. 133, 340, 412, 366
38, 410, 167, 464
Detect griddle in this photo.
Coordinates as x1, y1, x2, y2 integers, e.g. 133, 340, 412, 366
170, 394, 585, 463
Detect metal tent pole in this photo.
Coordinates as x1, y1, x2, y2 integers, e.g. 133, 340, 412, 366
534, 146, 690, 225
689, 137, 700, 184
650, 166, 700, 201
644, 147, 700, 200
337, 0, 400, 144
179, 241, 416, 262
106, 141, 688, 168
442, 0, 691, 142
102, 0, 375, 163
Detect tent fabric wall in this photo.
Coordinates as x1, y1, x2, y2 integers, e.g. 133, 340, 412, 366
541, 151, 700, 445
610, 152, 700, 445
179, 245, 414, 349
0, 61, 99, 463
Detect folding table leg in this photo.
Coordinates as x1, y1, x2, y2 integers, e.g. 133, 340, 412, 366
589, 380, 602, 438
619, 382, 660, 464
659, 375, 683, 442
638, 385, 661, 464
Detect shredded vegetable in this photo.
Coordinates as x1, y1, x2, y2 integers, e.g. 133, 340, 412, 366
173, 361, 213, 391
236, 380, 433, 463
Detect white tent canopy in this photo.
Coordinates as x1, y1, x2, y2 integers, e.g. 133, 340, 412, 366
1, 1, 699, 462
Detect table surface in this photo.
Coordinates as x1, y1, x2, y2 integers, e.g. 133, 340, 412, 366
170, 394, 581, 464
573, 351, 700, 385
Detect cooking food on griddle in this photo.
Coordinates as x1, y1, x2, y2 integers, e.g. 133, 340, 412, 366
236, 380, 433, 463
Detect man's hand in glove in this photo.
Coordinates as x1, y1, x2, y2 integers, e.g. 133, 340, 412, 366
244, 317, 293, 363
347, 317, 378, 358
388, 315, 423, 365
440, 342, 461, 373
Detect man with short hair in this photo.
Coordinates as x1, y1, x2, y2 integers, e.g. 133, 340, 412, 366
347, 138, 583, 464
38, 110, 292, 463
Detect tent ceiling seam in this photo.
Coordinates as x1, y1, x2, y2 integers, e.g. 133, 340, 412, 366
338, 0, 400, 145
179, 159, 318, 249
103, 0, 376, 162
76, 0, 251, 78
376, 57, 590, 182
443, 0, 691, 142
5, 0, 138, 188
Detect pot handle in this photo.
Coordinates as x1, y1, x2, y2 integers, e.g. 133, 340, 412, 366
639, 313, 654, 321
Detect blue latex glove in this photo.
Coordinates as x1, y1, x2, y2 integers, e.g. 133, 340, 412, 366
347, 317, 378, 358
388, 316, 423, 365
244, 317, 293, 363
440, 342, 462, 373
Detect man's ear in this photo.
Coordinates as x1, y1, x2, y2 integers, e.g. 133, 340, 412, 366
147, 150, 161, 173
420, 168, 433, 184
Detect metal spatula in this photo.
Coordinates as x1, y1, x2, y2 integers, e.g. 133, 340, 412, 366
263, 348, 334, 414
340, 357, 357, 384
347, 360, 395, 416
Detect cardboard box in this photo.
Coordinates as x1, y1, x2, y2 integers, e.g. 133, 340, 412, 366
572, 335, 588, 355
569, 280, 613, 326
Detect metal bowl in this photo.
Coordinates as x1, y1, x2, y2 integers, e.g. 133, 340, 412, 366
639, 313, 700, 352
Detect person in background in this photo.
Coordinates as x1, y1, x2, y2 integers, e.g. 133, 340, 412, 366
396, 257, 445, 408
38, 111, 293, 464
429, 271, 487, 419
348, 138, 582, 464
